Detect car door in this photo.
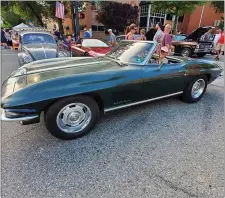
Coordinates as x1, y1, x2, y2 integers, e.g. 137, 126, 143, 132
141, 62, 187, 99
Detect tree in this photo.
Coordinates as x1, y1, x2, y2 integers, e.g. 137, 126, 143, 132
211, 1, 224, 13
95, 1, 139, 32
150, 1, 205, 33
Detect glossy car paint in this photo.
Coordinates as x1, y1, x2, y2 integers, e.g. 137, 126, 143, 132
1, 42, 222, 125
71, 44, 111, 57
22, 43, 58, 60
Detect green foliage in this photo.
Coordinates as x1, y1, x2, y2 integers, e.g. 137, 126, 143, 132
151, 1, 205, 16
95, 1, 139, 31
211, 1, 224, 13
150, 1, 205, 33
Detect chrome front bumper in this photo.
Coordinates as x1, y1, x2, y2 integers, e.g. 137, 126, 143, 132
1, 109, 39, 122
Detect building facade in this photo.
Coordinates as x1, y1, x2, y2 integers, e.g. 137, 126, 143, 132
182, 2, 224, 34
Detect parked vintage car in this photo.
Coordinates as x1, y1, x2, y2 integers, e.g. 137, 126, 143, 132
1, 41, 222, 140
18, 29, 69, 66
171, 26, 215, 57
71, 38, 112, 57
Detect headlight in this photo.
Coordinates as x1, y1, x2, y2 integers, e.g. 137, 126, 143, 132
20, 53, 33, 64
196, 45, 199, 49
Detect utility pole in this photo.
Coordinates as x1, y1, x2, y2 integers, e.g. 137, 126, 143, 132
73, 0, 80, 40
146, 3, 151, 31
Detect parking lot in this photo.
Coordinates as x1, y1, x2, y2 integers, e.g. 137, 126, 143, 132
1, 49, 224, 197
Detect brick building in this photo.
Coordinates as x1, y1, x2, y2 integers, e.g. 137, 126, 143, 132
182, 2, 224, 34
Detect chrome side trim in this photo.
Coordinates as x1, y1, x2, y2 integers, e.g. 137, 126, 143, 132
1, 110, 39, 121
104, 91, 183, 113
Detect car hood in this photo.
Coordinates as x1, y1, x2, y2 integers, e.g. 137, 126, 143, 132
84, 47, 112, 55
2, 57, 121, 99
23, 43, 57, 60
186, 27, 213, 41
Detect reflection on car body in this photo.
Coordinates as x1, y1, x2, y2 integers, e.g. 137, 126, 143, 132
1, 40, 223, 140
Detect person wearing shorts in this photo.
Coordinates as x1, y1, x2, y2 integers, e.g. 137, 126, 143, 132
215, 29, 224, 61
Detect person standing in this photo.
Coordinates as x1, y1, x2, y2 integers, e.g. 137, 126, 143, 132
153, 22, 164, 45
201, 28, 214, 41
83, 27, 91, 39
145, 26, 157, 41
4, 29, 12, 48
108, 29, 116, 47
213, 29, 221, 54
125, 24, 137, 40
215, 28, 224, 61
1, 28, 7, 47
137, 29, 146, 40
163, 24, 172, 52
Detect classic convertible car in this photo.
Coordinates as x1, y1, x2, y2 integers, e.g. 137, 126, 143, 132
71, 38, 112, 57
1, 41, 222, 140
18, 29, 69, 66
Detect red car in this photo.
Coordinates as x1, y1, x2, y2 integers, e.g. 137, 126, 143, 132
71, 38, 112, 57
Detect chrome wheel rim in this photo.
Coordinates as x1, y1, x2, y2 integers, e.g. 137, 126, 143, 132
56, 103, 92, 133
182, 49, 190, 57
191, 79, 205, 99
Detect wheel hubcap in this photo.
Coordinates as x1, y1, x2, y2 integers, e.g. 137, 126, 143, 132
57, 103, 92, 133
191, 79, 205, 99
182, 50, 189, 57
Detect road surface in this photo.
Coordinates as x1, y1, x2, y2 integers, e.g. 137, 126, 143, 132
1, 49, 224, 197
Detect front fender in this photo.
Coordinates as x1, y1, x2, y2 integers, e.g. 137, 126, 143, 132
2, 69, 142, 111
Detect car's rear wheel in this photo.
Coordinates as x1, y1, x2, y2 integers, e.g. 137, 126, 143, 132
181, 48, 192, 57
44, 96, 100, 140
181, 75, 207, 103
197, 53, 207, 57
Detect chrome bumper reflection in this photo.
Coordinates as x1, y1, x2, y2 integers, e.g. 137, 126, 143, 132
1, 109, 39, 121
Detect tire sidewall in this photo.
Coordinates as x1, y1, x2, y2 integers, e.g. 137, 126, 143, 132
44, 96, 100, 140
183, 76, 207, 103
182, 48, 192, 57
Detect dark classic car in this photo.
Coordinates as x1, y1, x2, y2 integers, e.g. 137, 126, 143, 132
71, 38, 112, 57
18, 30, 69, 66
1, 41, 223, 140
171, 26, 215, 57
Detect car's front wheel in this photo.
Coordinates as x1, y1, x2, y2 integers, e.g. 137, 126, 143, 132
181, 75, 207, 103
181, 48, 192, 57
44, 96, 100, 140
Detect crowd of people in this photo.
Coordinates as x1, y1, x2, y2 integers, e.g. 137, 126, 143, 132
1, 28, 14, 49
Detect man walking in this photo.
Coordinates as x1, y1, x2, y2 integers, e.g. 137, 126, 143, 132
153, 22, 164, 44
108, 29, 116, 47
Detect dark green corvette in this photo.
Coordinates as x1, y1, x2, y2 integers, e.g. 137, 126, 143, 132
1, 41, 223, 140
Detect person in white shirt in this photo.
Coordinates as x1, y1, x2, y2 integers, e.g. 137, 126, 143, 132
213, 29, 221, 54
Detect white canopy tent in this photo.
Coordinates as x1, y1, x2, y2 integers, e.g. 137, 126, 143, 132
13, 23, 29, 31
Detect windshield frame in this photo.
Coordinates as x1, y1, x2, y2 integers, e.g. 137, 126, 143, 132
106, 40, 158, 66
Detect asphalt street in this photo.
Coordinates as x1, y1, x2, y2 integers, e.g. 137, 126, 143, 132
1, 49, 224, 197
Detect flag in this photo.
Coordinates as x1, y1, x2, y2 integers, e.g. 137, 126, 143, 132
55, 1, 64, 19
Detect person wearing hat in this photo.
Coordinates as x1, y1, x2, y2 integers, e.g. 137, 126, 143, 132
153, 22, 164, 45
108, 29, 116, 47
158, 46, 169, 64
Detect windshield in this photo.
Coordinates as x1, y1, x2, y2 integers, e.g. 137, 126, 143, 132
174, 35, 187, 41
107, 41, 154, 64
23, 33, 56, 45
82, 39, 108, 47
